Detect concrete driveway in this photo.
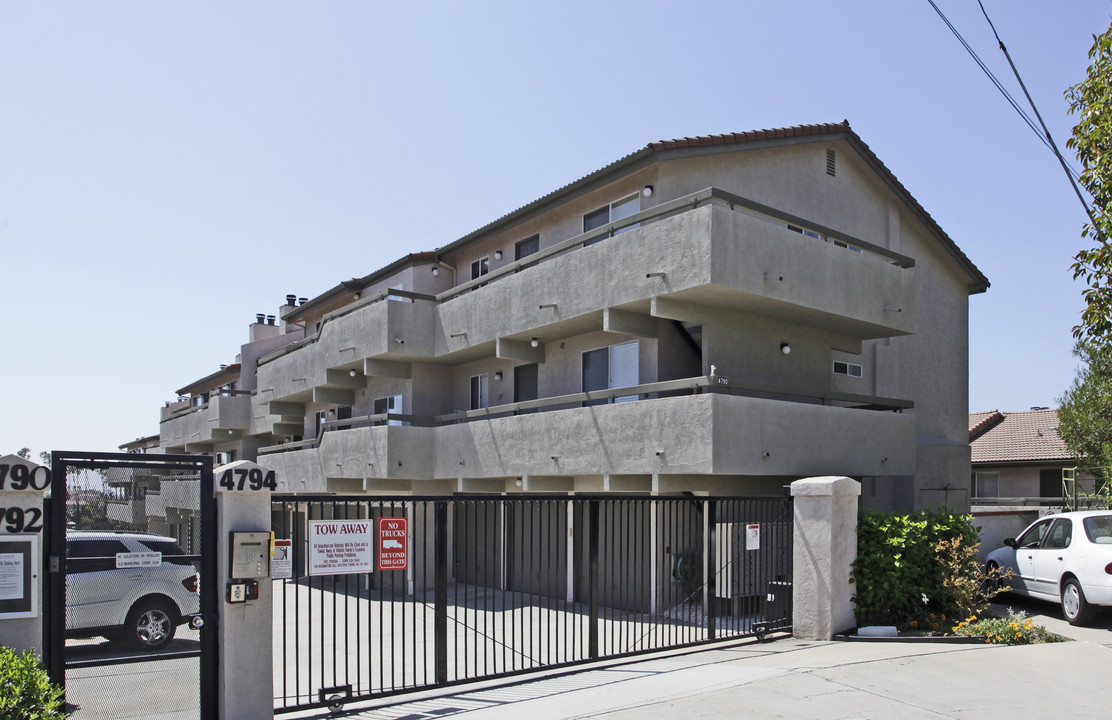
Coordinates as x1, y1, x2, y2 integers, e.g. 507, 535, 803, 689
284, 601, 1112, 720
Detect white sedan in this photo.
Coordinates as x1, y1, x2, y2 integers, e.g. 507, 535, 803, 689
985, 510, 1112, 625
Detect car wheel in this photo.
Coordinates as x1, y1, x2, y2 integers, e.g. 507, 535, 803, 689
123, 600, 178, 650
1062, 578, 1096, 626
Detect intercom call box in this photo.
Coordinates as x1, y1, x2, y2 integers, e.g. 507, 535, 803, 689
230, 531, 271, 578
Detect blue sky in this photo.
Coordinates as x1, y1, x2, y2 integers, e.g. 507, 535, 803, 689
2, 1, 1108, 455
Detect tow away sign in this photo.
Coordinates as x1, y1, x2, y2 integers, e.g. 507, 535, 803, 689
307, 520, 374, 575
378, 517, 408, 571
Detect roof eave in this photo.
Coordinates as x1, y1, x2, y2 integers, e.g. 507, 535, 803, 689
176, 364, 241, 397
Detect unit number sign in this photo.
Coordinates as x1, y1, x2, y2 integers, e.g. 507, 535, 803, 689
0, 464, 51, 491
218, 468, 277, 491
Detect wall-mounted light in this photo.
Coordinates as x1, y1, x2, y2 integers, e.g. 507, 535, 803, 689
494, 371, 503, 381
780, 343, 791, 356
353, 292, 360, 299
494, 250, 503, 260
530, 338, 540, 348
431, 267, 440, 276
643, 185, 654, 198
349, 369, 357, 378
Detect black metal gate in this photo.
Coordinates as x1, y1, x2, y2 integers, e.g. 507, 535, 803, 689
272, 494, 792, 713
45, 452, 217, 720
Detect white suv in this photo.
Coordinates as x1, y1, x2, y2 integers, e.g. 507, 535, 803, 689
66, 531, 200, 650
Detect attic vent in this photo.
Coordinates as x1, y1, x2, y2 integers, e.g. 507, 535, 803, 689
826, 149, 836, 176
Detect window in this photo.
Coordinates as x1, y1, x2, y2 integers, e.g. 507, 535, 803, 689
215, 450, 236, 466
140, 539, 192, 566
973, 471, 999, 499
515, 235, 540, 261
787, 224, 821, 239
373, 396, 403, 426
583, 340, 639, 404
583, 194, 639, 245
1083, 515, 1112, 544
1044, 519, 1072, 550
1016, 519, 1052, 549
471, 258, 489, 281
67, 539, 130, 573
336, 404, 352, 430
833, 361, 863, 378
470, 375, 489, 410
314, 410, 326, 438
832, 238, 863, 254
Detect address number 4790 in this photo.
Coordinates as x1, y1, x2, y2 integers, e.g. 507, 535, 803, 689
219, 468, 277, 491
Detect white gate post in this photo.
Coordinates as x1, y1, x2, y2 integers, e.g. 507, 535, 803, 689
791, 476, 860, 640
0, 454, 50, 655
214, 460, 275, 720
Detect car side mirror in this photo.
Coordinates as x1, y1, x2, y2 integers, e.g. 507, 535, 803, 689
1004, 538, 1016, 548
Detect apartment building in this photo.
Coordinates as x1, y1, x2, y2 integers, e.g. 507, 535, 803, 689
147, 122, 987, 511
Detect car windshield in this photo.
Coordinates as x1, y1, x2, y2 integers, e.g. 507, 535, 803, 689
1083, 515, 1112, 544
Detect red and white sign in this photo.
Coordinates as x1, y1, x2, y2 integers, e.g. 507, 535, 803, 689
378, 517, 408, 571
745, 523, 761, 551
307, 520, 374, 576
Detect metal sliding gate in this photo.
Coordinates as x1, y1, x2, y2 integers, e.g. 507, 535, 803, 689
272, 494, 792, 713
45, 452, 218, 720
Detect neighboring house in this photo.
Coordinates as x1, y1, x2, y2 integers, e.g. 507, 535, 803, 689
969, 408, 1088, 505
132, 122, 988, 511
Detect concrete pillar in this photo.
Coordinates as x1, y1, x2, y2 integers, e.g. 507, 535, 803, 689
791, 476, 860, 640
214, 461, 274, 720
0, 455, 50, 655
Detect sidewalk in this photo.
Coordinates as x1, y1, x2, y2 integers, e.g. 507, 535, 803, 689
292, 602, 1112, 720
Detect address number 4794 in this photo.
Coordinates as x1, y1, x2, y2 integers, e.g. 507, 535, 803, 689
219, 468, 277, 491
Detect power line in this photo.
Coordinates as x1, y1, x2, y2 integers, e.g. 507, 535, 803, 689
924, 0, 1081, 182
974, 0, 1104, 244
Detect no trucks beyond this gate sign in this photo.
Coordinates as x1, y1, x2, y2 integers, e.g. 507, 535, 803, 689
378, 517, 408, 571
307, 520, 375, 575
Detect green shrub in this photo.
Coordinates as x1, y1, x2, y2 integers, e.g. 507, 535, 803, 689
850, 509, 984, 627
0, 646, 65, 720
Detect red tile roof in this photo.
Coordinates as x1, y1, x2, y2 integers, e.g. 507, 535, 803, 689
969, 408, 1073, 464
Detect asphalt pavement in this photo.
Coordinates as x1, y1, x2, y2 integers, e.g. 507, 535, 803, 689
287, 595, 1112, 720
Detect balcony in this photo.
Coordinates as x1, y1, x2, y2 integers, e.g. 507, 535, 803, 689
107, 499, 146, 525
254, 188, 915, 407
259, 376, 914, 492
145, 480, 200, 517
160, 393, 252, 451
436, 199, 913, 357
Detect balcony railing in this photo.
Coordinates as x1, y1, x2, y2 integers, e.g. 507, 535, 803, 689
257, 187, 914, 370
258, 374, 911, 455
161, 389, 255, 422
